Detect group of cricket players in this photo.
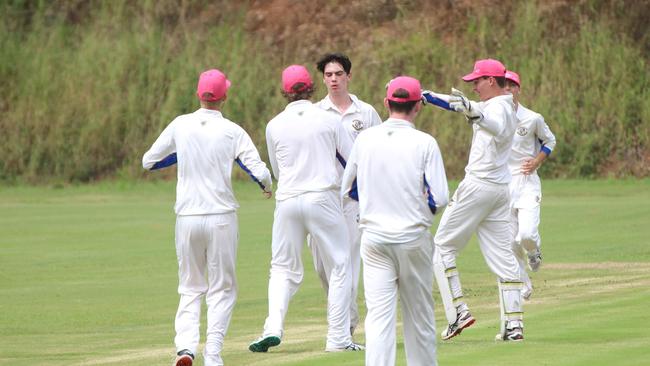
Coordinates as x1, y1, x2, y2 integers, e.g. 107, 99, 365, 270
142, 53, 556, 366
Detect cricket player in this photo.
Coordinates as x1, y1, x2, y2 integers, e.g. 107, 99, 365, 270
142, 69, 273, 366
423, 59, 524, 341
310, 53, 382, 336
504, 70, 557, 300
249, 65, 362, 353
342, 76, 448, 366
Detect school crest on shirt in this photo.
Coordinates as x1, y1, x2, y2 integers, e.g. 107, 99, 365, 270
516, 126, 529, 136
351, 119, 364, 131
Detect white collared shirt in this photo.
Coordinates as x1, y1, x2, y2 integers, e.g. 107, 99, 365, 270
142, 108, 272, 215
316, 94, 382, 178
341, 118, 449, 244
266, 100, 350, 201
508, 103, 557, 176
465, 94, 517, 184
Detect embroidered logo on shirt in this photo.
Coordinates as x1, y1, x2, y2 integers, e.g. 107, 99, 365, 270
516, 127, 528, 136
351, 119, 364, 131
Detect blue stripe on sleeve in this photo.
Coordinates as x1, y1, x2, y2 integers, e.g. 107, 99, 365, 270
235, 158, 266, 191
336, 151, 347, 168
150, 153, 177, 170
423, 175, 437, 215
541, 145, 552, 156
423, 93, 455, 111
349, 178, 359, 201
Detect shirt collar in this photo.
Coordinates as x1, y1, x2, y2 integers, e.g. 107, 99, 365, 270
383, 117, 415, 128
196, 108, 223, 118
284, 99, 312, 111
320, 94, 361, 114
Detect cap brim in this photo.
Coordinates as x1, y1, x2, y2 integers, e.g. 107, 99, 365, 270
462, 72, 481, 81
225, 79, 232, 89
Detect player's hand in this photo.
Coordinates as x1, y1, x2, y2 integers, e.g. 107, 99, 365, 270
449, 88, 483, 122
263, 189, 273, 199
521, 158, 541, 175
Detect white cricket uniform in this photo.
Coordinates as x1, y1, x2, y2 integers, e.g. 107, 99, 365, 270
142, 108, 271, 366
262, 99, 353, 349
434, 94, 525, 327
342, 118, 449, 366
310, 94, 382, 331
508, 103, 556, 293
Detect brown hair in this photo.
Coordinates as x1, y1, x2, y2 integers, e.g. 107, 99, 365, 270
281, 83, 315, 102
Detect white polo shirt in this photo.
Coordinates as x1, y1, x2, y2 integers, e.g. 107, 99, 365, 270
465, 94, 517, 184
316, 94, 382, 177
142, 108, 272, 216
341, 118, 449, 244
508, 103, 557, 176
266, 100, 350, 201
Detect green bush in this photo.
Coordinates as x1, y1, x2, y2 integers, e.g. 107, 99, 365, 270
0, 0, 647, 183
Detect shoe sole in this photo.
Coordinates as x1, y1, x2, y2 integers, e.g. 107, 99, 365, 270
325, 345, 365, 352
495, 333, 524, 342
249, 336, 281, 353
441, 317, 476, 340
175, 355, 193, 366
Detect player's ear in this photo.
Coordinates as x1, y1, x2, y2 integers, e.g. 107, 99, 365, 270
383, 98, 389, 109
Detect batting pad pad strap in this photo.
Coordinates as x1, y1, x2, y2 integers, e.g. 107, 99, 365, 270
444, 267, 458, 277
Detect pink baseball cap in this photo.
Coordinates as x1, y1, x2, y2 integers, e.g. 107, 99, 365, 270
196, 69, 231, 102
462, 59, 506, 81
386, 76, 422, 102
505, 70, 521, 86
282, 65, 313, 93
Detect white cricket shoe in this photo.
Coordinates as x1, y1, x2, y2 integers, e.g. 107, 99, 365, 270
495, 327, 524, 341
441, 309, 476, 340
326, 342, 365, 352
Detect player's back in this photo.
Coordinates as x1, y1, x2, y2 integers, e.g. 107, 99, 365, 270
266, 100, 342, 200
353, 118, 443, 243
172, 109, 247, 215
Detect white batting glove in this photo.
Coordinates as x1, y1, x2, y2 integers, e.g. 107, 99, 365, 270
449, 88, 483, 122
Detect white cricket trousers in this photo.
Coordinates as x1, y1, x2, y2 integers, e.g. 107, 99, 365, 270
174, 213, 238, 366
435, 176, 522, 321
310, 198, 362, 331
263, 190, 353, 349
510, 174, 542, 291
362, 232, 437, 366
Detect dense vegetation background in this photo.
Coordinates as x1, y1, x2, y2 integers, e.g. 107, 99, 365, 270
1, 0, 648, 183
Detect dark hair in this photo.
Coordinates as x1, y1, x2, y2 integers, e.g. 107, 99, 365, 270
483, 76, 506, 88
281, 83, 315, 102
316, 53, 352, 74
387, 88, 418, 113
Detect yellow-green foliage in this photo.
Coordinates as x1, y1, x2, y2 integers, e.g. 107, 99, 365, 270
1, 0, 648, 183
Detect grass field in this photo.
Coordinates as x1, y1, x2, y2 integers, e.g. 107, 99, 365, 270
1, 179, 649, 365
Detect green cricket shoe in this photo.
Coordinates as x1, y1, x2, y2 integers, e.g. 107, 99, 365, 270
249, 335, 281, 352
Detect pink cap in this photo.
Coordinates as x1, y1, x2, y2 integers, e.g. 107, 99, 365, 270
386, 76, 422, 102
505, 70, 520, 86
196, 69, 231, 102
282, 65, 313, 93
461, 59, 506, 81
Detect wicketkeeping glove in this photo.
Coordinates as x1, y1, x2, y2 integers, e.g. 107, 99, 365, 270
449, 88, 483, 123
